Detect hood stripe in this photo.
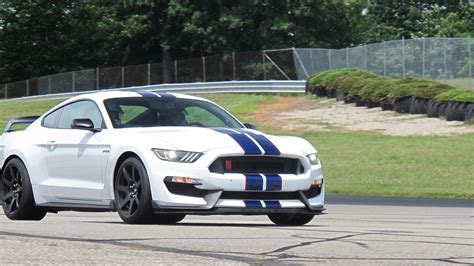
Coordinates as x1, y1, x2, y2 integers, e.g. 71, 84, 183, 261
213, 128, 262, 155
235, 129, 281, 155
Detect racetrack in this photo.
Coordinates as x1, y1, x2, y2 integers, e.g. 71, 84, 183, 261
1, 196, 472, 265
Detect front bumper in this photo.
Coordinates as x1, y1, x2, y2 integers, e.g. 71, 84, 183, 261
144, 148, 325, 214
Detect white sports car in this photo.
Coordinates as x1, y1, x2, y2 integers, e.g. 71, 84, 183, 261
0, 91, 324, 225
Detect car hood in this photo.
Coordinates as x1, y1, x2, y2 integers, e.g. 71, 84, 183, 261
119, 127, 315, 155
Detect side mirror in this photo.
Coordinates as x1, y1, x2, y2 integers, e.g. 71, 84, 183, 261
244, 123, 258, 130
72, 119, 101, 132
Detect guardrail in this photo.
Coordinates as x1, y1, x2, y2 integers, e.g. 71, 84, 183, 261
4, 80, 306, 101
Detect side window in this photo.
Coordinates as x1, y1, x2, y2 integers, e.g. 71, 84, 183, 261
43, 108, 64, 128
57, 101, 104, 129
184, 106, 226, 127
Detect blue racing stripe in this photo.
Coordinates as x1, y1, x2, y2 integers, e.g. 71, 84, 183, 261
244, 200, 262, 208
137, 91, 158, 98
213, 128, 261, 155
265, 174, 282, 191
245, 174, 263, 191
264, 201, 281, 208
156, 92, 176, 100
236, 129, 281, 155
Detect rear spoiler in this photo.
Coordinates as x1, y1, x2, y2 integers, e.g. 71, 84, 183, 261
3, 116, 40, 133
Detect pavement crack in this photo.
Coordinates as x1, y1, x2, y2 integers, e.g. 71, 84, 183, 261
260, 233, 369, 255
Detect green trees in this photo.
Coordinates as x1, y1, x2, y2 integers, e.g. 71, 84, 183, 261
0, 0, 472, 84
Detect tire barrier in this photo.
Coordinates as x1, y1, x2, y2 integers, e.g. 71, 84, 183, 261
306, 68, 473, 123
394, 97, 412, 113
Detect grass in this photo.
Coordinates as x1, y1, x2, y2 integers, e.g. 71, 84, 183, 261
1, 94, 473, 199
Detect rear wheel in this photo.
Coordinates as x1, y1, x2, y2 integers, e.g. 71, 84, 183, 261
114, 157, 153, 224
1, 158, 46, 220
268, 213, 314, 226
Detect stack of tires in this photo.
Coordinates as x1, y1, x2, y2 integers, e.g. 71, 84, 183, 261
305, 68, 474, 123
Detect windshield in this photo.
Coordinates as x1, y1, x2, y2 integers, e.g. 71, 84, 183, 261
103, 97, 243, 129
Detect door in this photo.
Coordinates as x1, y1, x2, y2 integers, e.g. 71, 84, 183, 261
42, 100, 110, 202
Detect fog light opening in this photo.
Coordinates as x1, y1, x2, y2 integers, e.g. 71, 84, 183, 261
311, 179, 323, 186
167, 176, 201, 185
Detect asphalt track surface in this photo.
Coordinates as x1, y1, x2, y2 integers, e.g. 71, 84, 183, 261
0, 196, 472, 265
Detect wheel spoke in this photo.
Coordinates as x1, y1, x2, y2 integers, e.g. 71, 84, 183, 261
119, 197, 130, 210
9, 167, 15, 180
117, 184, 128, 193
122, 168, 132, 183
134, 198, 140, 208
3, 177, 12, 187
131, 166, 136, 181
128, 198, 134, 214
3, 191, 13, 201
8, 198, 16, 213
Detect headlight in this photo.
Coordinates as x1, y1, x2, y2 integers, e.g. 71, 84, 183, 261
152, 149, 203, 163
307, 152, 319, 165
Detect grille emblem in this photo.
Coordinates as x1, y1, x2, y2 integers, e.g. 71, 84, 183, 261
225, 160, 232, 170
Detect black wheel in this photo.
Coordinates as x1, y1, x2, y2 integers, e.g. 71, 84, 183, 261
1, 158, 46, 220
114, 157, 153, 224
153, 214, 186, 224
268, 213, 314, 226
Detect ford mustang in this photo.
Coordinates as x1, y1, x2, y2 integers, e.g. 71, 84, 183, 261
0, 91, 324, 225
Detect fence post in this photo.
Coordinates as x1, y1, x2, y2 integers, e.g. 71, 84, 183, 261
48, 76, 51, 94
202, 56, 206, 82
402, 36, 406, 78
364, 44, 367, 70
72, 71, 76, 92
383, 41, 387, 77
468, 37, 472, 89
262, 51, 266, 80
174, 60, 178, 83
422, 38, 426, 79
121, 67, 125, 88
309, 49, 314, 74
147, 63, 151, 85
346, 47, 349, 67
443, 37, 448, 81
26, 79, 30, 96
96, 67, 100, 90
4, 84, 7, 99
232, 52, 236, 80
328, 50, 332, 70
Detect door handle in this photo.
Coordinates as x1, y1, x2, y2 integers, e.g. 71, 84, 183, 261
47, 141, 57, 149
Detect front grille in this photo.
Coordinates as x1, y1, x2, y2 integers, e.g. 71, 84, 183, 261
209, 156, 303, 174
220, 191, 300, 200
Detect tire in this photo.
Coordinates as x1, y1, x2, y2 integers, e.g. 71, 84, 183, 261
114, 157, 154, 224
268, 213, 314, 226
153, 214, 186, 224
1, 158, 46, 220
394, 97, 412, 113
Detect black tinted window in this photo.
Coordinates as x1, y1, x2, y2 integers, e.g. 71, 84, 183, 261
104, 97, 242, 129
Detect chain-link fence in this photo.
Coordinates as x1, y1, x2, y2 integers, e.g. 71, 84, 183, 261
296, 37, 473, 89
0, 37, 472, 99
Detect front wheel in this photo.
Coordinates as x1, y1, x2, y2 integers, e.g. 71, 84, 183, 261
1, 158, 46, 220
268, 213, 314, 226
114, 157, 154, 224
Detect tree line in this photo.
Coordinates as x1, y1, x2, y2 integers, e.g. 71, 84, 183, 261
0, 0, 472, 84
